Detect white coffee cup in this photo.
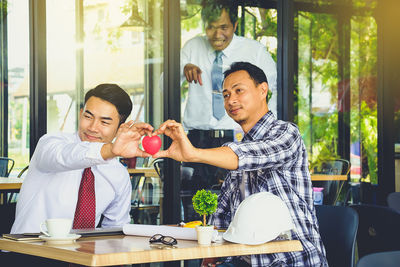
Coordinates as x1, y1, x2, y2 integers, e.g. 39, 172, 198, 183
40, 218, 72, 238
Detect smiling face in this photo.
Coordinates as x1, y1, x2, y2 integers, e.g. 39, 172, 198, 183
205, 9, 238, 51
78, 96, 120, 143
223, 70, 269, 133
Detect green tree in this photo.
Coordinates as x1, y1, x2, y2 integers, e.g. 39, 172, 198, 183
192, 189, 218, 226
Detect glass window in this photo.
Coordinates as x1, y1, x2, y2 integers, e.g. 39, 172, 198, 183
295, 1, 378, 204
45, 0, 164, 225
46, 0, 77, 133
180, 1, 277, 222
7, 0, 30, 176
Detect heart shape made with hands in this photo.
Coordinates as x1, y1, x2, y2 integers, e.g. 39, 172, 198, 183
142, 135, 162, 155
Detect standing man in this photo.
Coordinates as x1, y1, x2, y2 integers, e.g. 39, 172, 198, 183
181, 0, 277, 194
11, 84, 153, 234
155, 62, 327, 266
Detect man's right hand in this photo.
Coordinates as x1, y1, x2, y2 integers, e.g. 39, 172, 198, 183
184, 63, 203, 85
101, 121, 153, 160
151, 120, 198, 162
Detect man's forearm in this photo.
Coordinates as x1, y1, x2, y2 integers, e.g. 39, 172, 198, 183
192, 146, 238, 170
101, 143, 116, 160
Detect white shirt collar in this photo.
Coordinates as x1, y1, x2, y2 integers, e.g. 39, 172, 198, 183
206, 34, 238, 59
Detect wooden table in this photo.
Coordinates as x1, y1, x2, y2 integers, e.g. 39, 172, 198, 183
128, 168, 158, 178
310, 174, 347, 181
311, 174, 348, 205
0, 235, 302, 266
0, 177, 23, 191
0, 177, 23, 205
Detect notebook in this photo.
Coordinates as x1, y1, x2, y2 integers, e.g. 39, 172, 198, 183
2, 234, 42, 242
2, 227, 123, 242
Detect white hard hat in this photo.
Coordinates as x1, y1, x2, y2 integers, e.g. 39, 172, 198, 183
223, 192, 294, 245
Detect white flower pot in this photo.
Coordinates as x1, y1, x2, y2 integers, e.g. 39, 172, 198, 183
196, 225, 214, 245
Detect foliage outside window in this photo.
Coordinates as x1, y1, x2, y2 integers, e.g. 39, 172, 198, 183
297, 11, 378, 184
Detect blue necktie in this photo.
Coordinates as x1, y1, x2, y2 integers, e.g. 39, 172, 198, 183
211, 51, 225, 120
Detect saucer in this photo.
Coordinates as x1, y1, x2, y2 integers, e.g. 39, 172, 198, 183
39, 234, 81, 245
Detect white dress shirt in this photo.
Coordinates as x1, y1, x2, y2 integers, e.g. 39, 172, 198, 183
181, 34, 277, 130
11, 132, 132, 234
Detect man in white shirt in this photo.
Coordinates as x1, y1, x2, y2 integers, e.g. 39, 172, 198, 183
180, 0, 277, 220
11, 84, 153, 235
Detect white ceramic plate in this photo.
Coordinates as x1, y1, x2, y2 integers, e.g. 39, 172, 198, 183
39, 234, 81, 245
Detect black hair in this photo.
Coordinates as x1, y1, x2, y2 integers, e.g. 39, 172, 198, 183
201, 0, 238, 25
224, 62, 272, 102
84, 84, 132, 125
224, 62, 268, 85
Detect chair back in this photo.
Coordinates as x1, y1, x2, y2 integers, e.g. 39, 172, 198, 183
152, 158, 164, 181
0, 157, 15, 177
314, 159, 351, 175
316, 205, 358, 267
313, 159, 351, 205
351, 204, 400, 258
357, 251, 400, 267
387, 192, 400, 213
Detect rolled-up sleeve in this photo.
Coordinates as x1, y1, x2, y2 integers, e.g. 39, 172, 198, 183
224, 123, 302, 171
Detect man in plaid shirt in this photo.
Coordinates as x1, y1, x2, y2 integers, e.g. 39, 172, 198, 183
154, 62, 327, 266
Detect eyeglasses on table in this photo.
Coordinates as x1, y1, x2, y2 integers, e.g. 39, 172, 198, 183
149, 234, 178, 246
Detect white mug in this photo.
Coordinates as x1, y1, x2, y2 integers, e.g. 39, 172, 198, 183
40, 218, 72, 238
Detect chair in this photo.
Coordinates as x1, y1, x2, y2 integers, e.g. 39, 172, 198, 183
6, 165, 29, 203
356, 251, 400, 267
0, 157, 15, 177
351, 204, 400, 259
387, 192, 400, 213
315, 205, 358, 267
312, 159, 351, 205
153, 158, 164, 181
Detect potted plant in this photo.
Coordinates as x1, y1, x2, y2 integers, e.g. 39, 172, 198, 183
192, 189, 218, 245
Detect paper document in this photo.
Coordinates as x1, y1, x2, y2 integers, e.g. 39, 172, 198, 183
123, 224, 219, 241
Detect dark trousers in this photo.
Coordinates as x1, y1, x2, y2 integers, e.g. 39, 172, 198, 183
217, 257, 251, 267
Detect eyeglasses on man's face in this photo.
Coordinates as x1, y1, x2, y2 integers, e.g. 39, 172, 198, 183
149, 234, 178, 246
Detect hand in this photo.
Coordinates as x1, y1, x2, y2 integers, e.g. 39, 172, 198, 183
184, 63, 203, 85
201, 258, 219, 267
111, 121, 154, 158
151, 120, 198, 162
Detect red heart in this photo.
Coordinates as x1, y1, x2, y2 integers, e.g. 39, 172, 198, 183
142, 136, 162, 155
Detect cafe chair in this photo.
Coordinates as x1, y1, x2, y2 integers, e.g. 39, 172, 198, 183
6, 165, 29, 203
351, 204, 400, 259
0, 157, 15, 177
356, 251, 400, 267
387, 192, 400, 213
312, 159, 351, 205
315, 205, 358, 267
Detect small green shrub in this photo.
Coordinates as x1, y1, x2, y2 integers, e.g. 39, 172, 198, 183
192, 189, 218, 226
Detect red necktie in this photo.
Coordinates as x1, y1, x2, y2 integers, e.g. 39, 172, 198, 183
73, 167, 96, 229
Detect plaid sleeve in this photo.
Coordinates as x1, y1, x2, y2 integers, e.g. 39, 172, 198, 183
225, 123, 302, 171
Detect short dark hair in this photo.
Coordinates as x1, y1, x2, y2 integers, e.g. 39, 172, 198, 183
84, 84, 132, 125
201, 0, 238, 25
224, 62, 268, 85
224, 62, 272, 102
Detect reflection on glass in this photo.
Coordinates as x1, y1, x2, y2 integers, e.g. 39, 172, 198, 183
350, 16, 377, 185
7, 0, 30, 175
44, 0, 164, 225
46, 0, 76, 134
180, 2, 277, 222
296, 4, 378, 204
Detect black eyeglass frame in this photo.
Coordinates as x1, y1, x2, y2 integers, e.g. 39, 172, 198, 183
149, 234, 178, 246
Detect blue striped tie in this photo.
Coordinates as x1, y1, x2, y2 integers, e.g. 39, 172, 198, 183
211, 51, 225, 120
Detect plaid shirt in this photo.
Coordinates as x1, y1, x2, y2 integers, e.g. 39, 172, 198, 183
209, 111, 328, 267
